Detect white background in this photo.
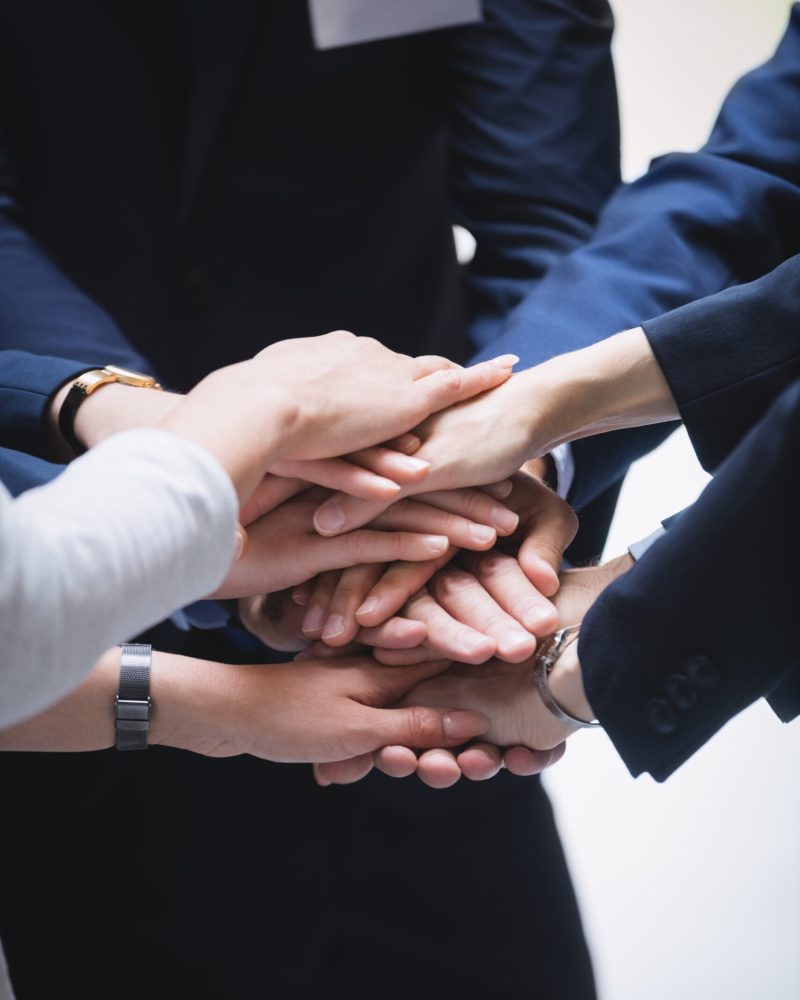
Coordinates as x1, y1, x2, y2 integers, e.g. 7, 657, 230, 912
541, 2, 800, 998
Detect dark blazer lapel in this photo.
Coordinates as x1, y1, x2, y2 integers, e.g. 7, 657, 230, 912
179, 0, 261, 224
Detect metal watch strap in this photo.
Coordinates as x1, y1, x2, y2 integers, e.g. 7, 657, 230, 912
533, 625, 601, 730
115, 643, 152, 750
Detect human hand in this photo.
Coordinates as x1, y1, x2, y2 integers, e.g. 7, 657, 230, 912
381, 554, 635, 785
212, 487, 461, 598
313, 553, 633, 787
161, 332, 515, 504
254, 332, 518, 459
311, 370, 547, 535
152, 653, 490, 765
152, 331, 516, 504
312, 657, 570, 788
293, 480, 519, 642
2, 648, 489, 761
310, 466, 577, 662
221, 475, 521, 601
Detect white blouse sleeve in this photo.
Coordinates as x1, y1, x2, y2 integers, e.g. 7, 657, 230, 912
0, 428, 238, 729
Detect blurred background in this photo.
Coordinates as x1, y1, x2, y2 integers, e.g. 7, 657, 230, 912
540, 2, 800, 998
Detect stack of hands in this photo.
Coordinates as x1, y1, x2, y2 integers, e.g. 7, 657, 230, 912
32, 327, 672, 784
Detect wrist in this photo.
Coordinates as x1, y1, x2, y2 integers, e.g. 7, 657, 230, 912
46, 379, 181, 459
547, 642, 594, 724
147, 652, 251, 758
520, 328, 679, 456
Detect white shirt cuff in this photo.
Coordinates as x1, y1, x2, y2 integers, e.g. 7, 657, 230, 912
550, 443, 575, 500
628, 524, 667, 562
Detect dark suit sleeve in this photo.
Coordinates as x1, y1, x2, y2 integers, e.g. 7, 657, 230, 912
0, 445, 63, 496
0, 350, 93, 458
471, 6, 800, 509
0, 120, 157, 485
578, 379, 800, 782
642, 254, 800, 472
448, 0, 621, 355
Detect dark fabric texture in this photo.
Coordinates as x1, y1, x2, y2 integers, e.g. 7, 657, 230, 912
581, 380, 800, 781
473, 4, 800, 510
0, 1, 625, 995
642, 253, 800, 472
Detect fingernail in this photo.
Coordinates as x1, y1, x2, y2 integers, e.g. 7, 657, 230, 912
374, 477, 402, 495
232, 528, 246, 561
422, 535, 449, 554
315, 501, 346, 534
292, 588, 309, 607
469, 524, 496, 545
525, 607, 555, 632
321, 614, 346, 641
491, 506, 519, 534
501, 628, 534, 652
302, 606, 325, 635
356, 596, 383, 618
396, 619, 423, 638
486, 480, 513, 500
444, 710, 486, 740
495, 354, 519, 368
396, 456, 430, 474
395, 433, 421, 454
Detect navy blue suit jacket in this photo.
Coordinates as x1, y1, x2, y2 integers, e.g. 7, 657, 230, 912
475, 3, 800, 509
0, 0, 619, 491
581, 256, 800, 780
0, 5, 618, 997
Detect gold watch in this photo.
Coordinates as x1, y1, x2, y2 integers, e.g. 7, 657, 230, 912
58, 365, 162, 456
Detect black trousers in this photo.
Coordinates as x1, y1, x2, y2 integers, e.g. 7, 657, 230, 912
0, 668, 595, 999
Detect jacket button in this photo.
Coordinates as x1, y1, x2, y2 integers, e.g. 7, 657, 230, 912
646, 698, 677, 735
686, 654, 720, 691
665, 673, 697, 710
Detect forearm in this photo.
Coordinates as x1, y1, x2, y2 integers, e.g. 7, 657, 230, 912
0, 647, 120, 751
0, 648, 227, 753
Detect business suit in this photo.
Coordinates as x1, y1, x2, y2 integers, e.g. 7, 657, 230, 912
579, 255, 800, 780
0, 2, 619, 996
474, 3, 800, 513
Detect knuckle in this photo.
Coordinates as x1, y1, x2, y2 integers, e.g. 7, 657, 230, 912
440, 369, 462, 392
462, 489, 490, 518
432, 570, 474, 599
405, 586, 432, 613
442, 512, 464, 537
389, 531, 414, 558
331, 580, 359, 604
405, 706, 442, 746
477, 553, 511, 578
346, 530, 374, 558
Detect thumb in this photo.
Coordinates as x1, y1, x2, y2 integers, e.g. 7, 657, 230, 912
240, 475, 309, 526
517, 505, 578, 598
358, 704, 489, 753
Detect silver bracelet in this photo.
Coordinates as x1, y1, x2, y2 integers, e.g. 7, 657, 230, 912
533, 625, 601, 730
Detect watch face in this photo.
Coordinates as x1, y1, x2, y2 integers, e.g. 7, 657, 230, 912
104, 365, 160, 389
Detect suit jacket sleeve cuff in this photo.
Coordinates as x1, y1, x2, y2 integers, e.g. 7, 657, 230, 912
0, 350, 97, 458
